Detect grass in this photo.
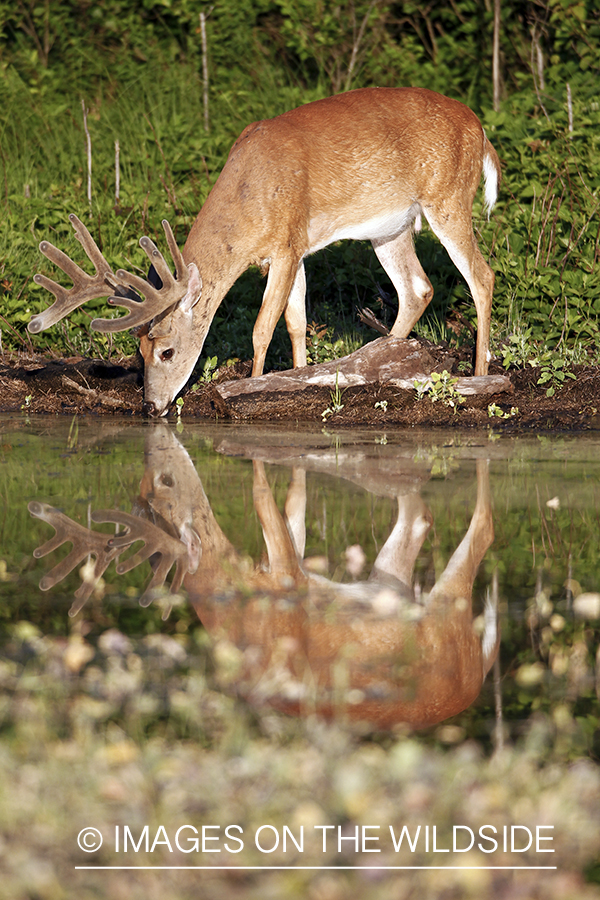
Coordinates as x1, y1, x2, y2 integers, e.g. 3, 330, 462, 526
2, 50, 600, 381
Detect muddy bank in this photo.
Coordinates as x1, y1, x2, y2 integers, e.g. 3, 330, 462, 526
2, 338, 600, 431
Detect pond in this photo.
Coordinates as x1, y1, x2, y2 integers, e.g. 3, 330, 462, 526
1, 415, 599, 900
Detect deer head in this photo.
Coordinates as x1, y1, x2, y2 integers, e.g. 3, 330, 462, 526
132, 261, 204, 416
29, 214, 203, 416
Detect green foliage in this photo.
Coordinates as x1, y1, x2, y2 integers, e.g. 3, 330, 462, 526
306, 321, 360, 365
414, 370, 466, 410
488, 402, 519, 418
0, 1, 600, 370
321, 369, 346, 420
498, 325, 588, 397
270, 0, 393, 93
537, 354, 578, 395
496, 325, 580, 395
483, 80, 600, 353
199, 355, 219, 383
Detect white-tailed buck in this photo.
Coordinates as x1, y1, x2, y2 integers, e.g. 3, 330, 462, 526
29, 87, 501, 416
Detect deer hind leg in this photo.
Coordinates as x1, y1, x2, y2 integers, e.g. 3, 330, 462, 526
369, 492, 433, 593
427, 459, 494, 609
423, 207, 495, 376
252, 257, 305, 376
372, 228, 434, 338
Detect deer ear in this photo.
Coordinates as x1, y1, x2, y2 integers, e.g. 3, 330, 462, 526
179, 263, 202, 314
147, 316, 173, 339
179, 521, 202, 574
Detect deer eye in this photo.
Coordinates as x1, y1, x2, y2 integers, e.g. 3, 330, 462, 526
161, 348, 174, 361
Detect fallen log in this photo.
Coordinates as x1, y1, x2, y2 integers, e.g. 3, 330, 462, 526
213, 337, 512, 418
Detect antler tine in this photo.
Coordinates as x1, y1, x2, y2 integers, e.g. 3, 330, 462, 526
161, 219, 187, 283
91, 221, 189, 334
29, 501, 192, 618
29, 214, 118, 334
28, 501, 127, 616
93, 510, 193, 607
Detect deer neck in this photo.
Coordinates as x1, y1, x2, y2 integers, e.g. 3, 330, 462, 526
182, 190, 258, 326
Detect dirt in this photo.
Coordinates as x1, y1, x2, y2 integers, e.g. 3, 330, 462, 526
2, 339, 600, 431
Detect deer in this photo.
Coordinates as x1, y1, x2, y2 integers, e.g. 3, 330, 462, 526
28, 87, 501, 417
30, 423, 499, 730
190, 436, 499, 729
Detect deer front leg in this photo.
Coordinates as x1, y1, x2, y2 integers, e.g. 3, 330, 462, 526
252, 460, 306, 589
369, 493, 433, 592
283, 467, 307, 560
252, 257, 304, 376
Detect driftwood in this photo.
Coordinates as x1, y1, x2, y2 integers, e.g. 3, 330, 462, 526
61, 375, 129, 409
213, 337, 512, 417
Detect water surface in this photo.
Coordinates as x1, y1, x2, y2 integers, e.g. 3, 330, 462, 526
1, 416, 599, 898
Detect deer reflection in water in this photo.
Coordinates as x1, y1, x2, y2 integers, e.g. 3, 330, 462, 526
29, 425, 499, 730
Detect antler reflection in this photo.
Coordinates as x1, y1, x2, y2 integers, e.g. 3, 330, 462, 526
28, 501, 197, 618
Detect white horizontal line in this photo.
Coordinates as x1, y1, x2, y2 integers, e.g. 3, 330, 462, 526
75, 865, 558, 871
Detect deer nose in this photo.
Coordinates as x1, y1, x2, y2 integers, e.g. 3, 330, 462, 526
142, 401, 157, 417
